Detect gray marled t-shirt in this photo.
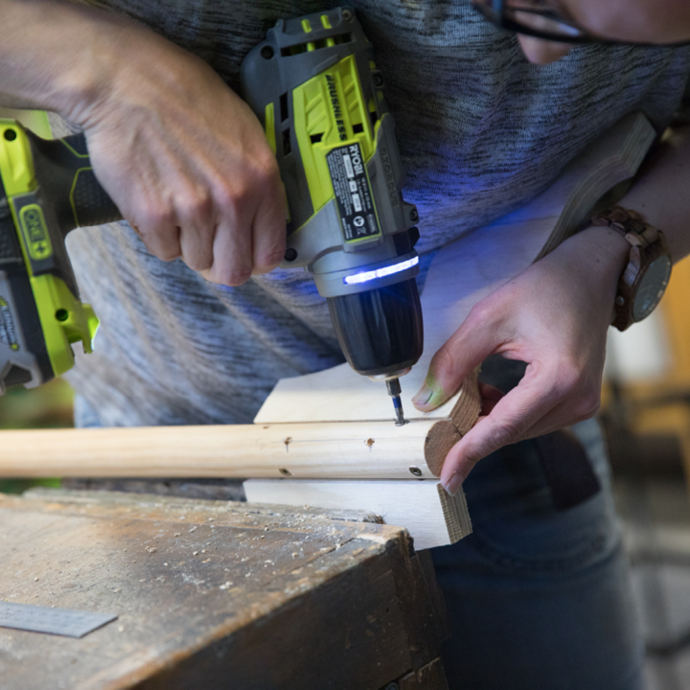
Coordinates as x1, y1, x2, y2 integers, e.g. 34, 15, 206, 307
60, 0, 690, 427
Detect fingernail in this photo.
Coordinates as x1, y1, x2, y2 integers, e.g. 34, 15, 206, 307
412, 383, 433, 408
412, 375, 444, 409
442, 471, 464, 497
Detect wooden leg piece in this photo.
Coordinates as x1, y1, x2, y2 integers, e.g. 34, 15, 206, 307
243, 479, 472, 551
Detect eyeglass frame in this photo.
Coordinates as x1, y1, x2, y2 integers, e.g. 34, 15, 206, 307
471, 0, 690, 47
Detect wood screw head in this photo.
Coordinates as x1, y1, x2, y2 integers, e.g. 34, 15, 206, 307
279, 468, 292, 476
408, 466, 423, 477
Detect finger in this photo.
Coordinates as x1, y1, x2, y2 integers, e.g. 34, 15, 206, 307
458, 384, 504, 434
504, 390, 601, 441
440, 375, 561, 494
175, 187, 215, 272
135, 216, 182, 262
200, 217, 253, 286
121, 185, 182, 261
202, 147, 283, 285
102, 149, 183, 263
251, 178, 287, 276
442, 352, 604, 495
440, 367, 601, 494
199, 177, 255, 285
412, 303, 507, 411
478, 382, 504, 417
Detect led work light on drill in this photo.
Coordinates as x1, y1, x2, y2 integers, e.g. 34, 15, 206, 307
241, 7, 424, 424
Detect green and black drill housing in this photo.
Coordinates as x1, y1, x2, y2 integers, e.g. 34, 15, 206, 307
241, 6, 424, 379
0, 119, 119, 392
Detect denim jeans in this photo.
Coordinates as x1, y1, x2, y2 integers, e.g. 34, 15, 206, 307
433, 417, 646, 690
74, 396, 645, 689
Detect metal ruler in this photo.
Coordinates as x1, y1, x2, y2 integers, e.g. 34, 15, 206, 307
0, 600, 117, 638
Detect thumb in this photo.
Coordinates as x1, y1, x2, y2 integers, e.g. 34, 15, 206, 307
412, 311, 499, 411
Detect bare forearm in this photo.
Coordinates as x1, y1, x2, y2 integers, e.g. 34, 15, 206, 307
0, 0, 286, 284
0, 0, 142, 121
619, 123, 690, 264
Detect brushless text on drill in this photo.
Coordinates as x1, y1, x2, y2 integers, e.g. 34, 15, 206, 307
325, 74, 347, 141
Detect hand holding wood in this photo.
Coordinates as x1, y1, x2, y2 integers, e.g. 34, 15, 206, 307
413, 224, 630, 495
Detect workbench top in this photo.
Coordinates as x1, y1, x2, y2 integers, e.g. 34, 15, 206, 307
0, 489, 449, 690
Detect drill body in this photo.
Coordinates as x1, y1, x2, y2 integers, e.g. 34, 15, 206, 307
241, 7, 423, 381
0, 6, 423, 403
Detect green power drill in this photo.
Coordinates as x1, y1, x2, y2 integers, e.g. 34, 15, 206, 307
0, 6, 423, 422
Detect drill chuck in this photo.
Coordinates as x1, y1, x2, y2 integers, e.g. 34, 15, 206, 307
327, 277, 423, 379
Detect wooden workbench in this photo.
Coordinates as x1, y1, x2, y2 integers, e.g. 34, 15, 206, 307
0, 489, 450, 690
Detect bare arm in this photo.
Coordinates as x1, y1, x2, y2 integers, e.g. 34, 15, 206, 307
618, 124, 690, 263
0, 0, 112, 113
0, 0, 286, 284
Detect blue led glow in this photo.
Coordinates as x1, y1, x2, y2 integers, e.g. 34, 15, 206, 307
343, 256, 419, 285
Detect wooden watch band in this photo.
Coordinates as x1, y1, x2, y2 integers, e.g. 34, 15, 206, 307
588, 205, 670, 331
589, 205, 661, 248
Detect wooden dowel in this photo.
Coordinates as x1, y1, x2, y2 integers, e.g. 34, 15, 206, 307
0, 420, 446, 480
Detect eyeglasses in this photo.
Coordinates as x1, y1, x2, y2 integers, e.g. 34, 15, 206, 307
471, 0, 690, 46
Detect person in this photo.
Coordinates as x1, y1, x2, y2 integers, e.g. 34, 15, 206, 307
2, 1, 690, 687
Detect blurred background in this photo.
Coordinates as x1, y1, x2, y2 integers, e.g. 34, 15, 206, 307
0, 379, 72, 496
602, 257, 690, 690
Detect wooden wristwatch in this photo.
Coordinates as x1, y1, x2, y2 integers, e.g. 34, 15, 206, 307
589, 206, 672, 332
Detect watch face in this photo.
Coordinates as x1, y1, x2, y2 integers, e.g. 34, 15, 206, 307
633, 255, 673, 322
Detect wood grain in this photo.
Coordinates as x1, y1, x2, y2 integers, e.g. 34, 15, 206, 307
424, 367, 482, 476
243, 478, 472, 550
0, 489, 450, 690
0, 421, 447, 479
